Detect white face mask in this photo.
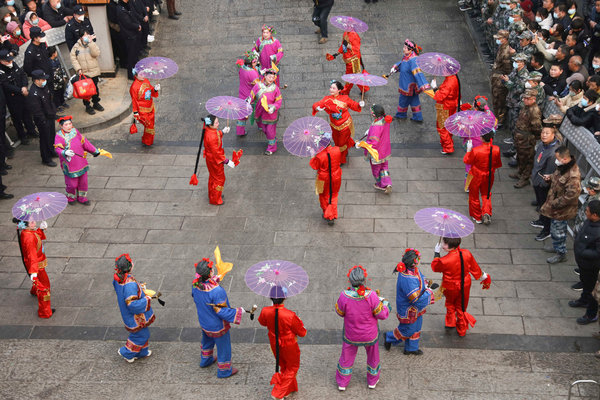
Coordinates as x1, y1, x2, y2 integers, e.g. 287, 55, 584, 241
525, 82, 533, 88
535, 16, 542, 22
583, 187, 589, 194
77, 15, 84, 21
555, 159, 563, 166
568, 8, 576, 15
39, 37, 46, 43
3, 17, 11, 23
5, 62, 13, 68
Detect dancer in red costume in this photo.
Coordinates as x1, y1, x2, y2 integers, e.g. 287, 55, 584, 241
326, 30, 369, 95
312, 80, 363, 164
431, 237, 491, 336
130, 68, 160, 146
310, 145, 342, 225
258, 286, 307, 400
432, 74, 460, 154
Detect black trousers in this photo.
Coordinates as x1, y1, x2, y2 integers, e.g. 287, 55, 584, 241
33, 115, 55, 163
82, 76, 101, 106
533, 184, 551, 233
312, 5, 333, 38
122, 35, 140, 79
7, 95, 37, 140
578, 265, 599, 318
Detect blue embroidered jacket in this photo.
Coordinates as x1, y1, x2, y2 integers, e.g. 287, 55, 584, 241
394, 54, 430, 96
395, 266, 434, 324
192, 277, 242, 337
113, 273, 155, 332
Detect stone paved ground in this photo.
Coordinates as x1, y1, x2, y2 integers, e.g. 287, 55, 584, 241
0, 0, 599, 398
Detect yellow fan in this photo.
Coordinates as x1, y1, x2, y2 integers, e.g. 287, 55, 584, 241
260, 95, 270, 113
143, 288, 156, 297
98, 149, 113, 159
464, 172, 473, 192
214, 246, 233, 278
270, 61, 279, 73
424, 89, 435, 99
357, 141, 380, 163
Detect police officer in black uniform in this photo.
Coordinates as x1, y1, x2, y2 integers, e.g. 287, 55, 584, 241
27, 70, 56, 167
65, 5, 94, 51
0, 49, 36, 146
117, 0, 141, 80
23, 26, 53, 91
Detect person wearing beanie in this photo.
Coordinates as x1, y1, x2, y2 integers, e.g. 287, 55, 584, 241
5, 20, 25, 45
335, 265, 390, 391
355, 104, 392, 193
431, 237, 491, 337
383, 248, 435, 355
112, 253, 156, 363
258, 286, 307, 400
235, 51, 259, 136
192, 257, 244, 378
510, 88, 542, 189
15, 218, 52, 318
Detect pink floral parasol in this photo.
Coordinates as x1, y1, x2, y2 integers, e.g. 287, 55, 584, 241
416, 52, 461, 76
135, 57, 178, 79
283, 117, 332, 158
12, 192, 68, 222
341, 72, 388, 88
245, 260, 309, 299
329, 16, 368, 33
444, 110, 496, 138
205, 96, 252, 121
414, 207, 474, 238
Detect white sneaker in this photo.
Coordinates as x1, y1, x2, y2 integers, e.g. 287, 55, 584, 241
152, 9, 160, 16
118, 348, 137, 363
368, 379, 379, 389
338, 386, 346, 391
471, 217, 482, 224
384, 185, 392, 194
147, 35, 155, 43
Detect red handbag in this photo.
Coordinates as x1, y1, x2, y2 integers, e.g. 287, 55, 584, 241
72, 73, 97, 100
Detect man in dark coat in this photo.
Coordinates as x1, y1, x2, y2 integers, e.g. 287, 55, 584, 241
41, 0, 72, 28
568, 200, 600, 325
65, 5, 94, 51
23, 27, 52, 88
116, 0, 141, 80
27, 69, 56, 167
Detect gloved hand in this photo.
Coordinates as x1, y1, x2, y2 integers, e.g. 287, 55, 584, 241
226, 160, 235, 168
466, 140, 473, 152
65, 149, 75, 157
40, 221, 48, 230
154, 84, 160, 91
316, 106, 325, 111
359, 100, 365, 107
390, 66, 397, 74
245, 97, 252, 104
431, 78, 437, 89
240, 307, 246, 314
222, 126, 230, 134
434, 242, 442, 254
268, 106, 275, 114
260, 68, 266, 75
480, 273, 491, 289
30, 272, 37, 281
355, 142, 362, 149
133, 112, 139, 118
270, 54, 276, 62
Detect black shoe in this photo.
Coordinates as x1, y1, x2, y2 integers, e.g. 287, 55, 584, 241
403, 349, 423, 355
168, 15, 179, 20
503, 149, 516, 157
508, 159, 517, 168
0, 184, 6, 190
85, 105, 96, 115
574, 268, 580, 276
571, 281, 583, 291
535, 232, 550, 241
547, 253, 566, 264
0, 170, 7, 176
43, 160, 57, 167
0, 192, 14, 200
530, 200, 538, 207
530, 219, 544, 228
327, 219, 335, 226
384, 339, 391, 351
1, 164, 12, 170
577, 315, 598, 325
93, 103, 104, 112
174, 10, 182, 15
568, 299, 588, 308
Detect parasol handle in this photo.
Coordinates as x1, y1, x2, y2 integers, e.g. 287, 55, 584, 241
249, 304, 258, 320
361, 89, 364, 102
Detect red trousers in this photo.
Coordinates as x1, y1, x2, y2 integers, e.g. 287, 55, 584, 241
468, 175, 494, 221
29, 269, 52, 318
138, 111, 156, 146
318, 191, 339, 220
269, 342, 301, 399
435, 105, 455, 153
207, 162, 225, 205
331, 126, 354, 164
443, 286, 476, 337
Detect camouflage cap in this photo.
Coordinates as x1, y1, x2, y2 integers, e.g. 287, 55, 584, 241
523, 88, 538, 98
583, 176, 600, 191
514, 21, 527, 32
511, 8, 524, 16
494, 29, 509, 39
509, 0, 520, 3
512, 52, 528, 62
518, 30, 533, 40
528, 71, 543, 81
542, 114, 563, 126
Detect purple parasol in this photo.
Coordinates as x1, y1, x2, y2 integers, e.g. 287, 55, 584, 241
283, 117, 332, 157
416, 52, 461, 76
12, 192, 68, 222
341, 72, 388, 88
414, 207, 474, 238
444, 110, 496, 138
330, 16, 368, 33
135, 57, 178, 79
245, 260, 309, 298
205, 96, 252, 121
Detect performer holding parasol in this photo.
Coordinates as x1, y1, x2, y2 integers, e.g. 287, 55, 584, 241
130, 68, 160, 146
113, 254, 157, 362
335, 265, 390, 391
54, 116, 112, 205
431, 237, 491, 337
13, 191, 68, 319
384, 248, 436, 355
354, 104, 393, 193
236, 52, 260, 136
387, 39, 431, 122
193, 254, 247, 378
312, 80, 363, 164
252, 25, 284, 87
258, 286, 307, 400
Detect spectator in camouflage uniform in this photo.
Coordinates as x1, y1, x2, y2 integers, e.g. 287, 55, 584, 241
482, 0, 499, 50
526, 71, 545, 106
487, 0, 511, 54
510, 88, 543, 188
502, 52, 530, 135
491, 29, 512, 125
517, 31, 537, 59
